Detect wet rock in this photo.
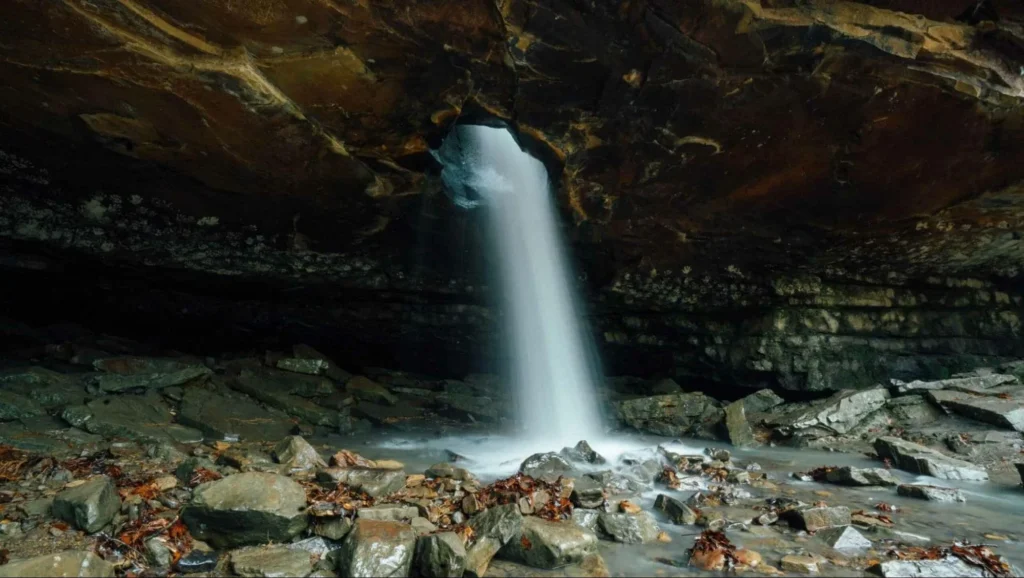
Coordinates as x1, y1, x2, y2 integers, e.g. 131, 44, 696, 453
0, 550, 115, 578
616, 392, 724, 439
499, 517, 598, 569
464, 540, 502, 578
182, 472, 309, 548
874, 436, 988, 481
357, 504, 419, 522
697, 510, 726, 531
316, 468, 406, 498
146, 536, 174, 568
175, 456, 218, 484
485, 554, 610, 578
887, 396, 943, 425
519, 453, 574, 482
293, 344, 352, 383
62, 392, 203, 444
894, 374, 1018, 394
314, 517, 353, 541
415, 532, 466, 577
897, 484, 966, 503
787, 506, 850, 532
276, 357, 328, 376
781, 554, 819, 574
571, 509, 600, 532
290, 536, 343, 563
346, 376, 398, 405
570, 476, 605, 509
0, 391, 45, 421
273, 435, 326, 473
232, 370, 344, 427
18, 496, 54, 518
559, 440, 606, 464
824, 466, 900, 487
928, 390, 1024, 432
469, 503, 523, 544
230, 544, 316, 577
772, 388, 889, 436
815, 525, 872, 550
740, 389, 786, 414
335, 519, 416, 578
1016, 463, 1024, 485
877, 556, 987, 577
597, 511, 661, 544
437, 381, 502, 422
411, 517, 438, 535
176, 550, 220, 574
90, 357, 211, 393
424, 462, 474, 481
53, 475, 120, 533
724, 400, 756, 447
653, 494, 697, 525
179, 387, 295, 442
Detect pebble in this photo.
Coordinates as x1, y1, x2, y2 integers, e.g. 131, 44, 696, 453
781, 554, 819, 574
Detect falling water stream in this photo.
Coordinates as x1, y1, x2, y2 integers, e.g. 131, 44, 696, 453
434, 123, 603, 447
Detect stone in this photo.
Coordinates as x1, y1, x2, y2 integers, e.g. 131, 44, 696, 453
571, 509, 600, 532
18, 497, 54, 518
740, 389, 786, 414
874, 436, 988, 481
1016, 463, 1024, 485
788, 506, 851, 532
824, 466, 900, 487
887, 396, 943, 425
697, 510, 726, 531
53, 475, 120, 533
877, 557, 987, 577
316, 468, 407, 498
485, 554, 610, 578
724, 400, 756, 447
895, 374, 1018, 394
0, 550, 115, 578
90, 357, 211, 393
569, 476, 605, 509
653, 494, 697, 525
276, 357, 328, 376
314, 517, 353, 541
62, 393, 203, 444
232, 370, 344, 427
289, 537, 343, 563
273, 435, 326, 472
928, 390, 1024, 432
346, 376, 397, 405
0, 391, 45, 421
781, 554, 819, 574
230, 544, 317, 578
773, 388, 889, 436
498, 516, 598, 569
177, 551, 220, 574
293, 344, 353, 383
411, 517, 437, 535
616, 393, 724, 439
179, 387, 295, 442
146, 537, 174, 568
559, 440, 606, 464
175, 456, 218, 484
414, 532, 466, 577
897, 484, 966, 503
463, 540, 502, 578
815, 525, 872, 550
357, 504, 419, 522
335, 519, 416, 578
425, 462, 474, 480
519, 453, 574, 482
182, 472, 309, 548
597, 511, 661, 544
469, 504, 523, 545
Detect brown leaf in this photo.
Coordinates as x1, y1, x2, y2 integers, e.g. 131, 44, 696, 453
520, 535, 533, 550
330, 450, 375, 469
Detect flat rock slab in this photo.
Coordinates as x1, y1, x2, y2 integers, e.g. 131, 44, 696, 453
357, 504, 419, 522
346, 376, 398, 405
178, 387, 295, 442
485, 554, 610, 578
415, 532, 466, 578
53, 475, 120, 533
273, 435, 325, 473
597, 511, 661, 544
725, 400, 756, 448
777, 388, 890, 435
499, 517, 598, 569
927, 390, 1024, 432
615, 392, 724, 439
897, 484, 966, 503
878, 556, 987, 577
824, 466, 900, 487
895, 374, 1018, 394
62, 393, 202, 444
232, 370, 343, 427
874, 436, 988, 481
90, 357, 211, 393
0, 550, 115, 578
336, 519, 417, 578
315, 468, 407, 498
183, 472, 309, 549
788, 506, 850, 532
230, 544, 317, 578
815, 526, 872, 550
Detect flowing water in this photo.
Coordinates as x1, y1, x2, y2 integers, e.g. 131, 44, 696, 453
434, 123, 603, 448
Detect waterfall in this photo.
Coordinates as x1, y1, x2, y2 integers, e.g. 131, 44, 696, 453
434, 123, 603, 447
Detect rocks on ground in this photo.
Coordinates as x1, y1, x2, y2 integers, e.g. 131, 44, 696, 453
498, 517, 598, 569
335, 519, 417, 578
52, 475, 120, 533
874, 436, 988, 481
182, 472, 309, 548
616, 392, 724, 439
229, 544, 317, 578
597, 511, 661, 544
0, 550, 115, 578
415, 532, 466, 578
897, 484, 967, 503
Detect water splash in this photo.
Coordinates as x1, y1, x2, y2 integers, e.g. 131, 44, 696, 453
434, 123, 604, 447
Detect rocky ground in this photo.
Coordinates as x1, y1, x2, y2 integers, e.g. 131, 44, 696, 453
0, 326, 1023, 577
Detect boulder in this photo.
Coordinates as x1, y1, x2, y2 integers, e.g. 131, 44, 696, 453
519, 453, 574, 482
276, 357, 328, 376
313, 517, 353, 541
927, 390, 1024, 432
781, 554, 819, 574
0, 391, 44, 421
616, 393, 724, 439
724, 400, 756, 447
315, 468, 407, 498
559, 440, 606, 464
53, 475, 120, 533
597, 511, 661, 544
824, 466, 900, 487
886, 396, 944, 425
465, 504, 523, 577
178, 387, 295, 442
230, 545, 316, 578
653, 494, 697, 525
90, 357, 211, 393
877, 556, 987, 577
0, 550, 115, 578
346, 376, 398, 405
293, 344, 353, 383
571, 509, 600, 532
357, 504, 419, 522
182, 472, 309, 548
232, 369, 344, 427
273, 436, 326, 472
815, 526, 872, 550
874, 436, 988, 481
498, 517, 598, 569
414, 532, 466, 577
897, 484, 966, 503
335, 519, 416, 577
425, 462, 474, 481
485, 554, 610, 578
772, 388, 889, 436
740, 389, 786, 414
61, 393, 203, 444
894, 374, 1017, 394
176, 551, 220, 574
787, 506, 850, 532
570, 476, 605, 509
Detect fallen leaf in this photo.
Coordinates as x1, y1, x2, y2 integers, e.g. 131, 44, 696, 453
619, 500, 642, 514
657, 531, 671, 543
520, 535, 533, 550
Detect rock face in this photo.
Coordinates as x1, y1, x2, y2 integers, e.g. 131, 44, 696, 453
874, 437, 989, 481
927, 390, 1024, 432
824, 466, 900, 487
415, 532, 466, 578
616, 393, 724, 439
182, 472, 309, 548
878, 557, 987, 578
0, 550, 115, 578
52, 475, 120, 533
597, 511, 661, 544
336, 519, 417, 578
230, 545, 317, 578
498, 517, 598, 569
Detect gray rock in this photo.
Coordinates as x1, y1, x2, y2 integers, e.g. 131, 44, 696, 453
61, 393, 202, 444
878, 556, 986, 577
653, 494, 697, 525
175, 456, 218, 484
788, 506, 850, 532
774, 388, 889, 436
464, 539, 502, 578
90, 357, 211, 393
273, 436, 325, 472
290, 536, 343, 563
53, 475, 120, 533
346, 376, 398, 405
740, 389, 786, 414
425, 462, 474, 481
411, 517, 438, 535
179, 387, 295, 442
146, 537, 174, 568
895, 374, 1017, 394
724, 400, 756, 447
815, 525, 871, 550
597, 511, 661, 544
0, 391, 44, 421
276, 357, 328, 376
315, 468, 406, 498
781, 554, 819, 574
313, 517, 353, 541
498, 517, 598, 569
570, 476, 605, 509
874, 436, 988, 481
357, 504, 419, 522
182, 472, 309, 548
293, 344, 353, 383
519, 452, 573, 482
415, 532, 466, 577
231, 544, 316, 577
18, 497, 54, 518
928, 390, 1024, 432
0, 550, 115, 578
897, 484, 966, 503
468, 504, 523, 545
887, 396, 943, 425
616, 392, 724, 439
335, 519, 416, 578
571, 509, 600, 532
559, 440, 606, 465
232, 370, 344, 427
1016, 463, 1023, 485
824, 466, 900, 487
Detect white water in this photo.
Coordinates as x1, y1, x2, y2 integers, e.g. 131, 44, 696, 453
434, 124, 604, 448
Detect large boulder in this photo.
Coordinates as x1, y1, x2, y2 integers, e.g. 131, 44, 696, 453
346, 376, 398, 405
616, 393, 724, 439
878, 557, 987, 577
465, 504, 524, 577
315, 468, 407, 498
414, 532, 466, 578
61, 392, 203, 444
0, 550, 115, 578
178, 387, 296, 442
653, 494, 697, 525
597, 511, 661, 544
786, 506, 851, 532
770, 388, 889, 437
874, 437, 988, 481
498, 517, 598, 569
519, 453, 574, 482
724, 400, 756, 447
231, 369, 345, 427
182, 472, 309, 548
824, 466, 900, 487
89, 356, 211, 393
927, 389, 1024, 432
273, 435, 326, 473
52, 475, 120, 533
230, 544, 317, 578
336, 519, 417, 577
